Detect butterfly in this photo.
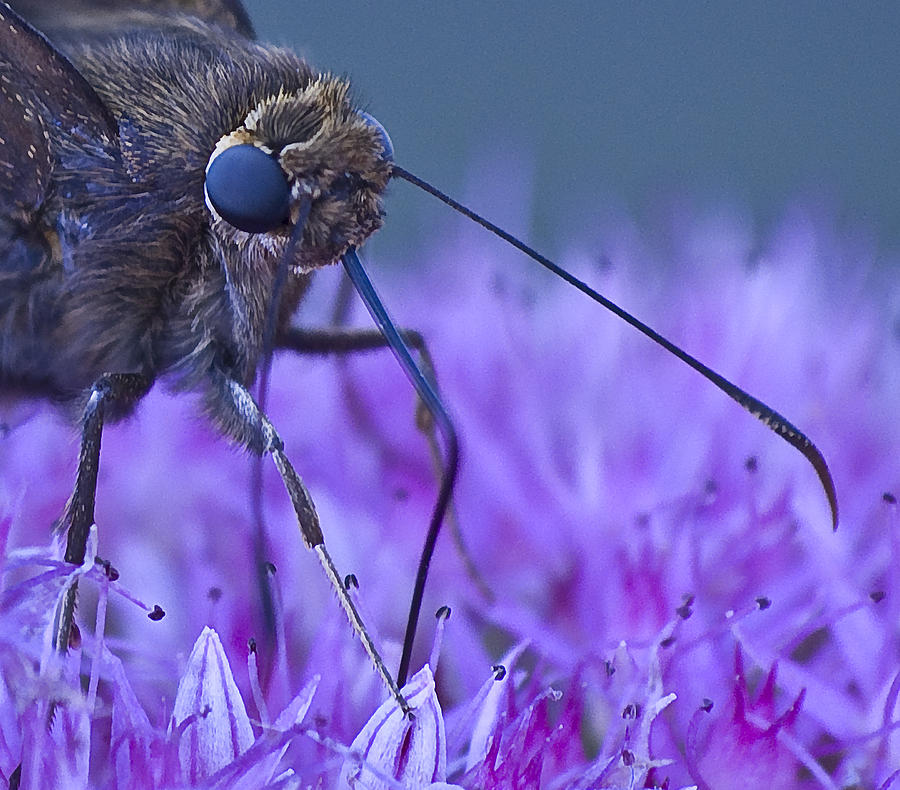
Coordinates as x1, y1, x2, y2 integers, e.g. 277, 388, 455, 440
0, 0, 837, 720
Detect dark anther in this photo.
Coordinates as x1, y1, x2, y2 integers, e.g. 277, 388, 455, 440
148, 604, 165, 621
208, 586, 222, 602
622, 703, 641, 719
95, 557, 120, 581
700, 698, 714, 713
870, 590, 886, 603
675, 603, 693, 620
344, 573, 359, 590
605, 660, 616, 677
248, 637, 257, 653
704, 479, 717, 496
621, 749, 635, 767
69, 622, 82, 650
745, 455, 758, 473
491, 664, 507, 681
265, 561, 277, 574
883, 492, 897, 505
755, 596, 772, 610
660, 636, 676, 648
435, 605, 451, 620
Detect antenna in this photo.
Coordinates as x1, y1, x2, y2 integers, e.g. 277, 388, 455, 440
330, 165, 839, 692
391, 164, 838, 530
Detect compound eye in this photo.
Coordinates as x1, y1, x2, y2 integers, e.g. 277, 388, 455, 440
359, 112, 393, 162
205, 144, 290, 234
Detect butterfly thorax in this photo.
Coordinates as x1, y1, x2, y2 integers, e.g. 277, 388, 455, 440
1, 20, 390, 407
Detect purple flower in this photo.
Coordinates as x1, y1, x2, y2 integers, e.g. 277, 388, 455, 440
686, 648, 805, 790
0, 195, 898, 787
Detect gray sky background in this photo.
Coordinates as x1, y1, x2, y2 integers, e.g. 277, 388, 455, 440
246, 2, 900, 259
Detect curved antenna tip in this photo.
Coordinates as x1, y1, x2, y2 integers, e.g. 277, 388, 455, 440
797, 438, 838, 530
819, 458, 839, 531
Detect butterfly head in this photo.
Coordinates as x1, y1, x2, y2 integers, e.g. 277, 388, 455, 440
204, 74, 393, 272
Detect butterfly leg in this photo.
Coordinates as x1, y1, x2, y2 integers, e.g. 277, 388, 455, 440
206, 370, 410, 714
278, 326, 491, 598
276, 326, 493, 686
54, 373, 151, 653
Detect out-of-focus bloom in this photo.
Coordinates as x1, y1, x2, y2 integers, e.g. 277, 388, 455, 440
686, 647, 805, 790
0, 196, 898, 787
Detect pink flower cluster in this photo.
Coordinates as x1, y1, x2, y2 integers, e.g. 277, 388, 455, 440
0, 201, 898, 787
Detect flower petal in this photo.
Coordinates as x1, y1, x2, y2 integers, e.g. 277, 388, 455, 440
341, 665, 446, 789
171, 626, 254, 783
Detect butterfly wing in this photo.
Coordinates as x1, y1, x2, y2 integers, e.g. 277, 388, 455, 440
0, 3, 118, 271
8, 0, 255, 39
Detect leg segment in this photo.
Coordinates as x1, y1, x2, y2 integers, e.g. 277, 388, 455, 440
54, 373, 151, 653
277, 326, 492, 600
208, 372, 409, 714
277, 324, 492, 687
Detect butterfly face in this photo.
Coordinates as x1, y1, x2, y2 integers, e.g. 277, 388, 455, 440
205, 79, 394, 273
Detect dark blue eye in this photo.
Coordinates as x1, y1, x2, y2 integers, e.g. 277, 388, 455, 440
359, 112, 393, 162
205, 144, 290, 234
